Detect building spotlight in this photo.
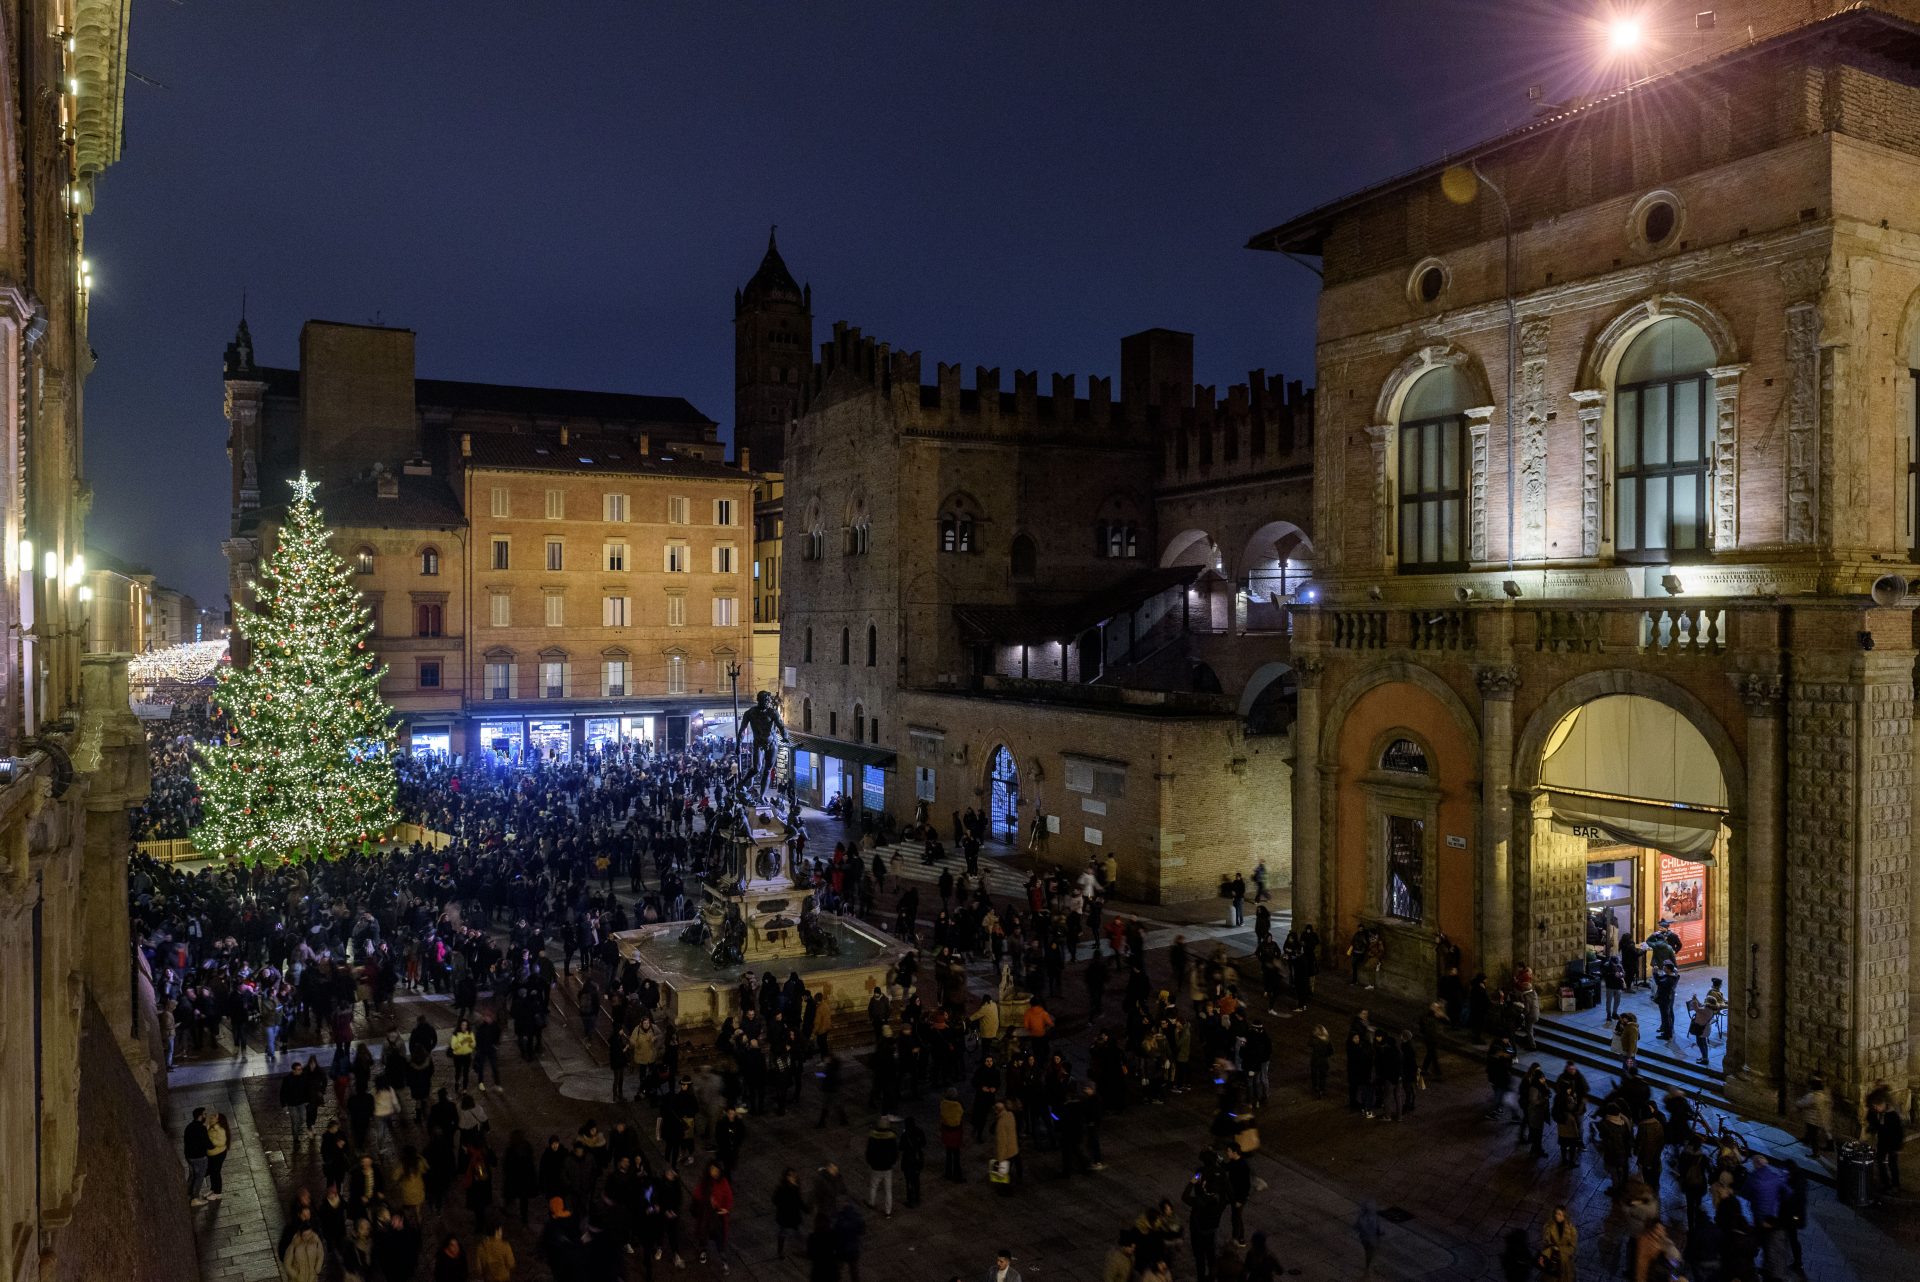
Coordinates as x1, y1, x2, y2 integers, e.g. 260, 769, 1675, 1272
1660, 573, 1684, 596
1501, 579, 1523, 599
1609, 16, 1643, 54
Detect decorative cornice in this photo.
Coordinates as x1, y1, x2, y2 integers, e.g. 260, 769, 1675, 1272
71, 0, 132, 180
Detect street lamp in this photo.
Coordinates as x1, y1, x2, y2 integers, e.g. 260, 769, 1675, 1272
1608, 16, 1643, 55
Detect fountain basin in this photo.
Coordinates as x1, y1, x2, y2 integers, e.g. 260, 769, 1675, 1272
614, 915, 910, 1031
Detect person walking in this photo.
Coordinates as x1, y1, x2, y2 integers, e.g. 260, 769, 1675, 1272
475, 1222, 517, 1282
1601, 953, 1626, 1021
991, 1101, 1020, 1194
1537, 1206, 1577, 1282
899, 1116, 926, 1208
1308, 1025, 1332, 1098
204, 1111, 231, 1201
282, 1222, 327, 1282
864, 1115, 900, 1216
281, 1061, 311, 1149
1868, 1087, 1906, 1192
939, 1089, 966, 1182
1353, 1200, 1383, 1277
773, 1168, 808, 1259
1610, 1011, 1641, 1068
693, 1160, 734, 1268
449, 1019, 476, 1093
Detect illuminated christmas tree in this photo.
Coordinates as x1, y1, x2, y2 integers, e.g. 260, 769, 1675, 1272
195, 472, 398, 862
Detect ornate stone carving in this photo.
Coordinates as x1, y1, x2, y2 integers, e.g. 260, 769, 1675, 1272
1778, 257, 1826, 302
1366, 424, 1394, 569
1465, 407, 1494, 563
1785, 304, 1820, 545
1293, 656, 1326, 689
1518, 317, 1551, 562
1707, 364, 1746, 552
1475, 665, 1520, 700
1570, 389, 1607, 557
1735, 671, 1784, 716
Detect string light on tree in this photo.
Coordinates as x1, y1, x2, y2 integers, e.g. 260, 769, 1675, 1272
194, 472, 398, 862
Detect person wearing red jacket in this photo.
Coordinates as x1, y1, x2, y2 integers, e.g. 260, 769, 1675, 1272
693, 1161, 735, 1267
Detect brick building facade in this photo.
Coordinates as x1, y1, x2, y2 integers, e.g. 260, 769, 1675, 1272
0, 5, 183, 1280
779, 311, 1312, 902
223, 320, 759, 760
1257, 2, 1920, 1113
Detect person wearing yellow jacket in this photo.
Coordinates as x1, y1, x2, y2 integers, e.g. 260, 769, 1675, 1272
450, 1020, 477, 1093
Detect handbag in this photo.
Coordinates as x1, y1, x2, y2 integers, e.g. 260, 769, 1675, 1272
988, 1159, 1010, 1185
1534, 1246, 1560, 1275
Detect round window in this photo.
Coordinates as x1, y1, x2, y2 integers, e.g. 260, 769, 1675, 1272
1416, 265, 1446, 303
1642, 200, 1677, 246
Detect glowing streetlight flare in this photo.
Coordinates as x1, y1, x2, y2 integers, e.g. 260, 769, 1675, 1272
1609, 17, 1643, 54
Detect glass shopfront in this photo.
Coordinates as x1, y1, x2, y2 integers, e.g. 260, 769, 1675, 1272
479, 720, 525, 763
528, 719, 572, 762
409, 726, 452, 756
1585, 854, 1636, 942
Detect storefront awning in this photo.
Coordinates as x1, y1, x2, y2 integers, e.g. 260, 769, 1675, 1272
1541, 694, 1727, 862
1548, 791, 1724, 861
791, 733, 898, 769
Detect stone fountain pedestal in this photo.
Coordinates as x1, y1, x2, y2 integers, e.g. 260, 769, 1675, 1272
614, 804, 910, 1031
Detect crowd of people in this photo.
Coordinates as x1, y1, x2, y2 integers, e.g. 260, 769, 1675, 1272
128, 713, 1894, 1282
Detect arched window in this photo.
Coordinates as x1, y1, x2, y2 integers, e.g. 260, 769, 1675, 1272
938, 494, 979, 554
803, 697, 813, 731
844, 497, 871, 556
419, 546, 440, 576
1614, 317, 1715, 561
853, 703, 866, 741
354, 545, 376, 576
415, 602, 443, 637
1097, 521, 1139, 559
866, 623, 878, 666
840, 628, 850, 664
1010, 533, 1037, 581
1396, 366, 1469, 570
804, 626, 814, 663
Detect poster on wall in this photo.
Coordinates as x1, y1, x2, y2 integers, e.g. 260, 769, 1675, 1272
1657, 854, 1708, 966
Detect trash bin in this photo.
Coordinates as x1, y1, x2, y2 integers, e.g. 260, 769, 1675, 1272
1838, 1141, 1874, 1207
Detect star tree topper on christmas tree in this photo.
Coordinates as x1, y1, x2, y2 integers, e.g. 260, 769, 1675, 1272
194, 471, 400, 862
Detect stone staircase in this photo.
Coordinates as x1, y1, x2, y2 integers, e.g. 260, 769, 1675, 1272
1530, 1010, 1732, 1109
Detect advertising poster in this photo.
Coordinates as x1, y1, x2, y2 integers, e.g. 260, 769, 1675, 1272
1657, 854, 1707, 966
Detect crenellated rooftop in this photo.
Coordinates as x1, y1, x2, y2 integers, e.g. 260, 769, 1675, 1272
801, 319, 1315, 467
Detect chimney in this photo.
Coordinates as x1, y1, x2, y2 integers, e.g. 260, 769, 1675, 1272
739, 447, 751, 473
460, 432, 472, 458
560, 424, 569, 446
639, 433, 650, 456
376, 470, 399, 499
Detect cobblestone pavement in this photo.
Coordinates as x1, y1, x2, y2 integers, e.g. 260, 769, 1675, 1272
165, 837, 1918, 1281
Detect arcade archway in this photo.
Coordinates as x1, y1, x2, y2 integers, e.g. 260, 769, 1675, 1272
1526, 691, 1735, 1069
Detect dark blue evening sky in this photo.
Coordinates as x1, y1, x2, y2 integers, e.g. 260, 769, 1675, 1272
85, 1, 1594, 604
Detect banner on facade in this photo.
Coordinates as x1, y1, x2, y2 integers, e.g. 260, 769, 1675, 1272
1657, 853, 1709, 965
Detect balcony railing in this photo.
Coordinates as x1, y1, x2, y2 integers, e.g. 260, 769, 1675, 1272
1314, 598, 1742, 658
